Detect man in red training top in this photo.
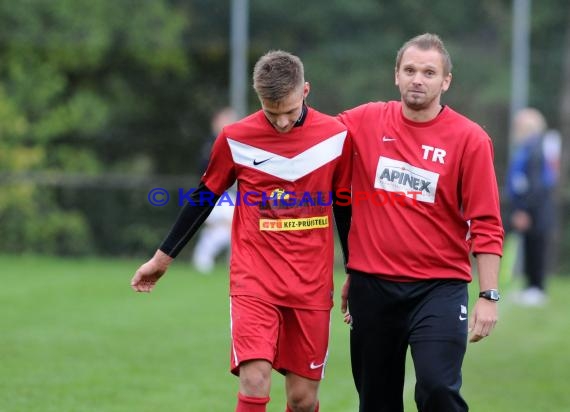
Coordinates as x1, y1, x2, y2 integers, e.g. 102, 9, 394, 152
131, 50, 351, 412
338, 33, 504, 412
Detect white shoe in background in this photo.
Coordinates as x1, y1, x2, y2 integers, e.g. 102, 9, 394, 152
512, 287, 547, 307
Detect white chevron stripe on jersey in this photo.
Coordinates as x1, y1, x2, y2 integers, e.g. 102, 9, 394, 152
227, 131, 347, 182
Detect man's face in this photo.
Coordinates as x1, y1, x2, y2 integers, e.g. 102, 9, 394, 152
260, 82, 309, 133
395, 46, 451, 112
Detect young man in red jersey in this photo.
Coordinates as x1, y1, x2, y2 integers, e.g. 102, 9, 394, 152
337, 33, 504, 412
131, 50, 351, 412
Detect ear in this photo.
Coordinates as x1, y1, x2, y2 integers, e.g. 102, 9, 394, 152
394, 67, 399, 86
442, 73, 452, 93
303, 82, 310, 99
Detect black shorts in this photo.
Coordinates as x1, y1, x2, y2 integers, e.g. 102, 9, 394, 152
348, 272, 469, 412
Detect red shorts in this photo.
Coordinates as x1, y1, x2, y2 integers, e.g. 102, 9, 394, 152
229, 295, 331, 380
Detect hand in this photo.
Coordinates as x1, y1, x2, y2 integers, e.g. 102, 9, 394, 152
468, 298, 498, 343
131, 250, 173, 293
340, 274, 352, 325
511, 210, 531, 232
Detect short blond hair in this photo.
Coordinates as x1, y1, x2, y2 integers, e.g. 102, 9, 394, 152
396, 33, 453, 76
253, 50, 304, 102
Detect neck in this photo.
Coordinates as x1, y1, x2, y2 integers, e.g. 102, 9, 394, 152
401, 102, 443, 123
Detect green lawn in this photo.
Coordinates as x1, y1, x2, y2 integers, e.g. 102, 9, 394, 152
1, 254, 569, 411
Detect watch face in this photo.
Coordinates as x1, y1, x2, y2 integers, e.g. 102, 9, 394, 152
481, 290, 500, 301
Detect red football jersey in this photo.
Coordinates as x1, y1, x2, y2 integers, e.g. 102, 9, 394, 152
202, 108, 351, 309
338, 101, 503, 282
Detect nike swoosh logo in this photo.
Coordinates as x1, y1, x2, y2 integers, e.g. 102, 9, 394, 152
309, 361, 325, 370
253, 157, 272, 166
459, 315, 467, 321
227, 131, 347, 182
382, 136, 396, 142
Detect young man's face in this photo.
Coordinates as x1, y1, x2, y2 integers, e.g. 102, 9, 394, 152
395, 46, 451, 112
260, 82, 310, 133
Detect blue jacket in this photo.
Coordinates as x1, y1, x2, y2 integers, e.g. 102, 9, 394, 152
506, 133, 557, 231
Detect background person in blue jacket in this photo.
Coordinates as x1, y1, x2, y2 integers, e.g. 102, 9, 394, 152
506, 108, 561, 306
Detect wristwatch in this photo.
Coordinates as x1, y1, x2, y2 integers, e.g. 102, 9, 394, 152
479, 289, 500, 302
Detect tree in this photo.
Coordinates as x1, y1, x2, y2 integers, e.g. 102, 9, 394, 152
0, 0, 193, 254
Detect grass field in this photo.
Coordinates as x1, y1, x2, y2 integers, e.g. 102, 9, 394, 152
1, 254, 569, 411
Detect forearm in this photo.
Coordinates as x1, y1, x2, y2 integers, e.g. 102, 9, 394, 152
332, 195, 352, 266
159, 181, 219, 258
151, 249, 174, 270
475, 253, 501, 291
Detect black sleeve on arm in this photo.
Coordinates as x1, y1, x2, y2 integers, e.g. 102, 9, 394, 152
159, 181, 221, 258
332, 192, 352, 267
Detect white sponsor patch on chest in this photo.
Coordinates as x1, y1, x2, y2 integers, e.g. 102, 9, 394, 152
374, 156, 440, 204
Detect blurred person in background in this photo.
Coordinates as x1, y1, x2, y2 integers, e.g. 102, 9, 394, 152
131, 50, 351, 412
198, 107, 240, 172
191, 191, 235, 273
192, 107, 238, 274
506, 108, 560, 306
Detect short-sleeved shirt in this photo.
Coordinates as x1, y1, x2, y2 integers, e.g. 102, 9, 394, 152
202, 108, 351, 309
